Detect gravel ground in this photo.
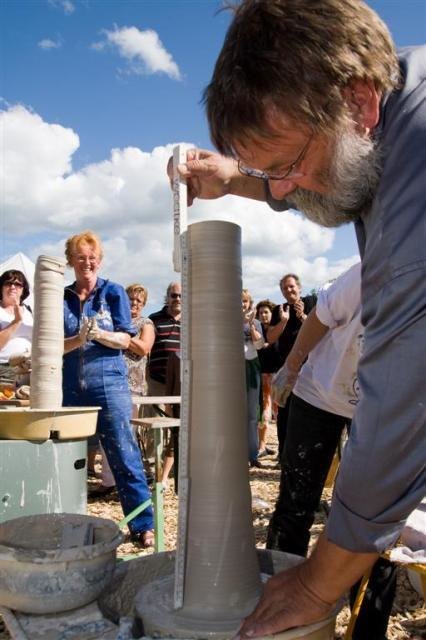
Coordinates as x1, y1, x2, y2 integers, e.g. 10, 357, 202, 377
0, 434, 424, 639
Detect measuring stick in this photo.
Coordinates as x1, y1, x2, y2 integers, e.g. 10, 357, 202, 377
172, 145, 190, 609
172, 145, 188, 272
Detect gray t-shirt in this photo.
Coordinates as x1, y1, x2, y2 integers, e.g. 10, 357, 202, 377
266, 46, 426, 552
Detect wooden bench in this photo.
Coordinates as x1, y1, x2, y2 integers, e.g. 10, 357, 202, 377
130, 396, 181, 553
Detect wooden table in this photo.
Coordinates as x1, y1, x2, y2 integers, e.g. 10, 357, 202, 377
130, 395, 181, 552
0, 398, 30, 406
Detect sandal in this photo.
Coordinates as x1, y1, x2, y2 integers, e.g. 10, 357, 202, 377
134, 529, 155, 549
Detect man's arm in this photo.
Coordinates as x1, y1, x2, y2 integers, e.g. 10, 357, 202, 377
238, 535, 378, 639
271, 307, 328, 406
168, 148, 266, 206
285, 307, 328, 372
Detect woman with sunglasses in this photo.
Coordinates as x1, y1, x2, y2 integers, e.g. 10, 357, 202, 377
0, 269, 32, 386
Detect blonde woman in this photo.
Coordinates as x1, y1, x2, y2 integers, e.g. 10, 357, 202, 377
124, 284, 155, 398
62, 230, 154, 548
242, 289, 264, 467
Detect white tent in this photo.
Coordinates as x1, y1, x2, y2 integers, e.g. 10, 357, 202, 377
0, 252, 36, 308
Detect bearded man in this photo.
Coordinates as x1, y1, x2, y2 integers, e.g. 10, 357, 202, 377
168, 0, 425, 636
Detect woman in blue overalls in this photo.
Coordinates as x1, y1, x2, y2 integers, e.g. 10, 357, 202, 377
63, 230, 154, 548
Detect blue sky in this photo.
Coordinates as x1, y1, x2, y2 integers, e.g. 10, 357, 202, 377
1, 0, 425, 313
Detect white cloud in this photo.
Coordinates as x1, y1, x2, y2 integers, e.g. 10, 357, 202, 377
38, 38, 62, 50
0, 104, 358, 311
93, 26, 181, 80
48, 0, 75, 15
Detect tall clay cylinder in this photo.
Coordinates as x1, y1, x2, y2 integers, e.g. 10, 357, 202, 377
30, 255, 66, 409
179, 220, 261, 619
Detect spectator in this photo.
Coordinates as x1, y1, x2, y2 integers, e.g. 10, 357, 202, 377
148, 282, 181, 394
148, 282, 181, 483
0, 270, 32, 387
269, 262, 396, 639
242, 289, 264, 467
62, 230, 154, 548
93, 283, 155, 496
124, 283, 155, 399
267, 274, 316, 459
255, 299, 280, 457
269, 263, 363, 554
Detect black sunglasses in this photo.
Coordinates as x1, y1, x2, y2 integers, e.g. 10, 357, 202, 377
170, 293, 182, 299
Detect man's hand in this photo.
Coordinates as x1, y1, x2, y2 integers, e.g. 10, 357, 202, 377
237, 562, 335, 639
278, 303, 290, 323
167, 148, 238, 206
294, 299, 306, 320
238, 535, 378, 639
271, 361, 299, 407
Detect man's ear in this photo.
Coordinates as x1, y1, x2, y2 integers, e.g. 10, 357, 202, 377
341, 79, 381, 134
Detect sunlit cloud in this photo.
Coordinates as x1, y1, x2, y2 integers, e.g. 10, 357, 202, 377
92, 26, 181, 80
1, 104, 359, 309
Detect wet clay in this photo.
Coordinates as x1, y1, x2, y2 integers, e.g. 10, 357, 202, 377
30, 255, 66, 409
135, 221, 337, 639
0, 513, 122, 614
130, 550, 336, 639
136, 221, 262, 637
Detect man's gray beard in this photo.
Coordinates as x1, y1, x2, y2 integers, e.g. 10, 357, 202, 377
286, 129, 382, 228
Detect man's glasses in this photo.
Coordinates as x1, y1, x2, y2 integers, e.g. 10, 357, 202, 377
170, 293, 182, 299
238, 134, 313, 182
4, 281, 23, 288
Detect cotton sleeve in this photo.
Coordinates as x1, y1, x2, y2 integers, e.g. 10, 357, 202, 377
326, 266, 426, 552
106, 283, 137, 336
315, 263, 361, 330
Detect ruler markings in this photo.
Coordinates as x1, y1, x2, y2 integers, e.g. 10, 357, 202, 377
173, 146, 190, 609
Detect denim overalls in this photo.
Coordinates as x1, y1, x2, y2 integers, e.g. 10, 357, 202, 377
63, 277, 153, 534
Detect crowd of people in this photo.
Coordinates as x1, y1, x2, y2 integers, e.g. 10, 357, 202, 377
0, 242, 361, 551
0, 248, 411, 634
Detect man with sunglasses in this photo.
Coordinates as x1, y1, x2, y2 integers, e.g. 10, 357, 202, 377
146, 283, 182, 487
147, 282, 181, 395
168, 0, 425, 637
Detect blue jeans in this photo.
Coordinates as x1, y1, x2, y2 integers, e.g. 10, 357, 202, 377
63, 356, 154, 534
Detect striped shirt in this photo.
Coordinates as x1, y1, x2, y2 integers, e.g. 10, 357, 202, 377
148, 306, 181, 384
